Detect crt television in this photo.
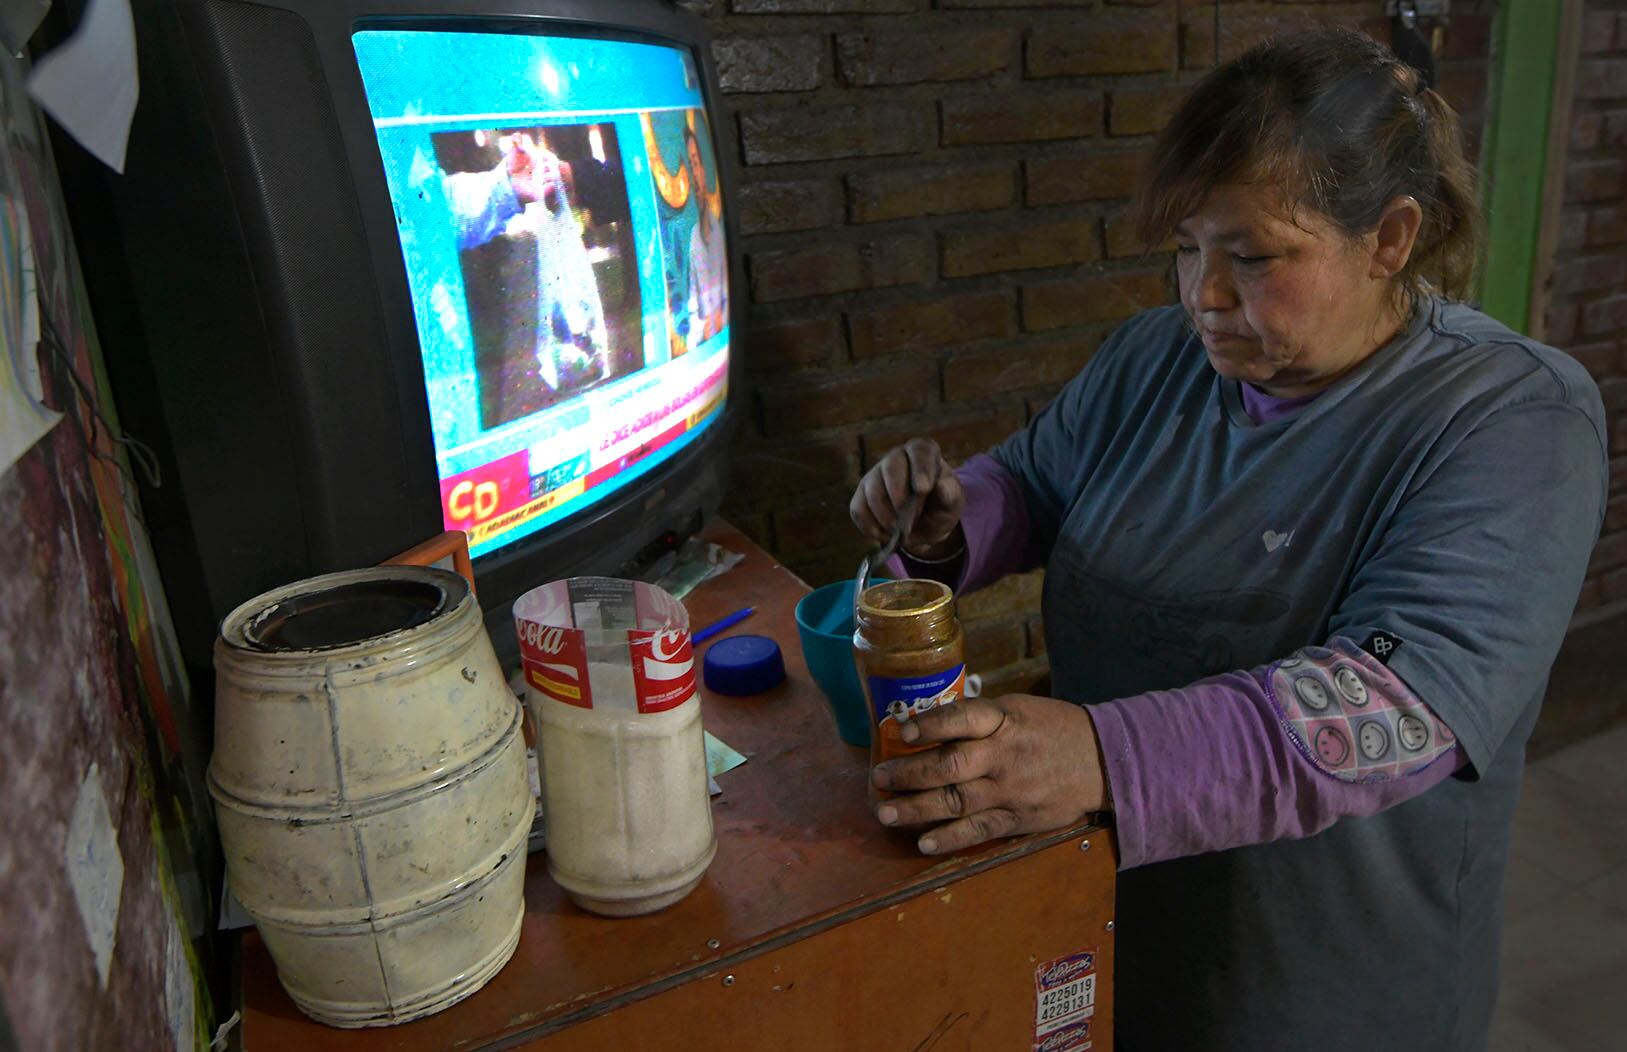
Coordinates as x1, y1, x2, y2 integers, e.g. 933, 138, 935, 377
64, 0, 743, 670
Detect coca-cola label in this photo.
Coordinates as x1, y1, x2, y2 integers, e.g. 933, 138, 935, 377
1033, 949, 1095, 1051
516, 619, 592, 709
626, 628, 697, 713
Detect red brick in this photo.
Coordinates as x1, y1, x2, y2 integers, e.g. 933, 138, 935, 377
1025, 393, 1055, 421
1441, 14, 1493, 61
942, 217, 1100, 278
1583, 10, 1619, 55
1579, 58, 1627, 100
1588, 205, 1627, 246
940, 0, 1089, 7
1607, 496, 1627, 534
1026, 21, 1176, 78
861, 404, 1026, 466
1026, 150, 1148, 206
943, 334, 1099, 401
1182, 13, 1333, 71
1109, 84, 1187, 137
1615, 414, 1627, 456
941, 91, 1103, 146
724, 509, 771, 551
1567, 159, 1626, 204
748, 315, 845, 371
1604, 111, 1627, 148
730, 437, 855, 503
787, 549, 873, 591
1545, 302, 1578, 347
740, 102, 933, 165
1589, 529, 1627, 576
1026, 618, 1047, 659
1568, 342, 1619, 382
1573, 112, 1603, 152
1575, 577, 1605, 614
1615, 454, 1627, 492
974, 658, 1051, 699
1022, 270, 1169, 332
737, 179, 841, 236
1434, 65, 1490, 117
848, 290, 1016, 359
1561, 209, 1590, 253
758, 361, 934, 434
1601, 564, 1627, 605
1106, 211, 1173, 259
847, 162, 1016, 224
772, 496, 866, 559
959, 570, 1044, 620
1601, 377, 1627, 414
731, 0, 919, 11
836, 30, 1012, 87
1552, 255, 1627, 297
964, 619, 1027, 672
713, 35, 823, 94
749, 236, 933, 302
1583, 298, 1627, 340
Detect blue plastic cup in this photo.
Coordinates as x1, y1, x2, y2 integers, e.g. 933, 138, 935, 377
793, 578, 886, 749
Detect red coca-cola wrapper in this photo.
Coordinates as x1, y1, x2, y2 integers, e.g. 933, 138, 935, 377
512, 577, 695, 714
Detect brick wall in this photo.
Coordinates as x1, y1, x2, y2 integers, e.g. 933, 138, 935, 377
708, 1, 1499, 693
1546, 0, 1627, 623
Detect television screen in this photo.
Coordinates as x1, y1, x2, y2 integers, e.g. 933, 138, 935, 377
353, 27, 730, 560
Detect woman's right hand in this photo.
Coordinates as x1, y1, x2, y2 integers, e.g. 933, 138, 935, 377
850, 439, 966, 560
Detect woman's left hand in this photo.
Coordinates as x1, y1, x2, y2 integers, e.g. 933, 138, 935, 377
871, 695, 1110, 855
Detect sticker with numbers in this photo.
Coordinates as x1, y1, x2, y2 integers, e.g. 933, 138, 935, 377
1033, 949, 1096, 1052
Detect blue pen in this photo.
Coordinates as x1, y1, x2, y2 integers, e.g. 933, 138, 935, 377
691, 606, 755, 647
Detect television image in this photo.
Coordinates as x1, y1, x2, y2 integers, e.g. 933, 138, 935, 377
353, 27, 732, 562
436, 120, 641, 426
65, 1, 741, 670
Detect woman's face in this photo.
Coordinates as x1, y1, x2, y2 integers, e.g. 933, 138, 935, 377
1175, 183, 1405, 397
687, 137, 716, 223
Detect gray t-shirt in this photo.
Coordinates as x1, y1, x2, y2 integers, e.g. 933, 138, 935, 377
993, 298, 1607, 1051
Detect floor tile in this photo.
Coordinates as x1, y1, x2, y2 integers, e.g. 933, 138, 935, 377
1487, 1006, 1578, 1052
1536, 722, 1627, 798
1502, 849, 1575, 923
1506, 765, 1627, 886
1579, 865, 1627, 915
1497, 889, 1627, 1052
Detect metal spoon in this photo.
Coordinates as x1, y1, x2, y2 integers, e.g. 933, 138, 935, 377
853, 491, 920, 625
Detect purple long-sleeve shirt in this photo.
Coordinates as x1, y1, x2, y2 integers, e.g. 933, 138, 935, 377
892, 395, 1468, 870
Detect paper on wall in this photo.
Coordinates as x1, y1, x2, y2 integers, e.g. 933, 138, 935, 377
0, 0, 50, 55
26, 0, 136, 172
0, 192, 56, 474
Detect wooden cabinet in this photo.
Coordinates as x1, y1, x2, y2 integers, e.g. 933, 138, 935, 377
237, 523, 1116, 1051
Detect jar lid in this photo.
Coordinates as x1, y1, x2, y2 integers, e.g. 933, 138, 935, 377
702, 635, 786, 697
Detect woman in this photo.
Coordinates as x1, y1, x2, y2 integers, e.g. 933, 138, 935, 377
684, 125, 729, 348
850, 29, 1607, 1052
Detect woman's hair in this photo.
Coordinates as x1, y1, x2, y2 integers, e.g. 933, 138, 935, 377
1131, 27, 1482, 301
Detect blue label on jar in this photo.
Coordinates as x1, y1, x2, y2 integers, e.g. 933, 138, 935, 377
868, 664, 966, 726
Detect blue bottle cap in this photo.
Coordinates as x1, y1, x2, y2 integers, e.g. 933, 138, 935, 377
702, 634, 786, 697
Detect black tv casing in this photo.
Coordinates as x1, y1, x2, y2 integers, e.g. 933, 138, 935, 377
60, 0, 744, 672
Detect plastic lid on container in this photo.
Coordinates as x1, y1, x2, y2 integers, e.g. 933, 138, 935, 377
702, 635, 786, 697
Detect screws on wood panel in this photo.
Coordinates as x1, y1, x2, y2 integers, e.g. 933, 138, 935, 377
706, 938, 720, 950
1106, 920, 1115, 932
1080, 839, 1090, 852
722, 974, 736, 987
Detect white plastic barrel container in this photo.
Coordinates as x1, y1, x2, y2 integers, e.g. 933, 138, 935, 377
514, 577, 715, 916
210, 566, 533, 1027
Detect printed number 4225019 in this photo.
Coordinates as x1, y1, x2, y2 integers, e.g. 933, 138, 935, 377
1038, 976, 1095, 1025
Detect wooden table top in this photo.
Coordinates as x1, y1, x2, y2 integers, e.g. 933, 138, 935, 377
239, 520, 1101, 1050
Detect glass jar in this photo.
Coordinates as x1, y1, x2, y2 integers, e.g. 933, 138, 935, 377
853, 579, 967, 797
